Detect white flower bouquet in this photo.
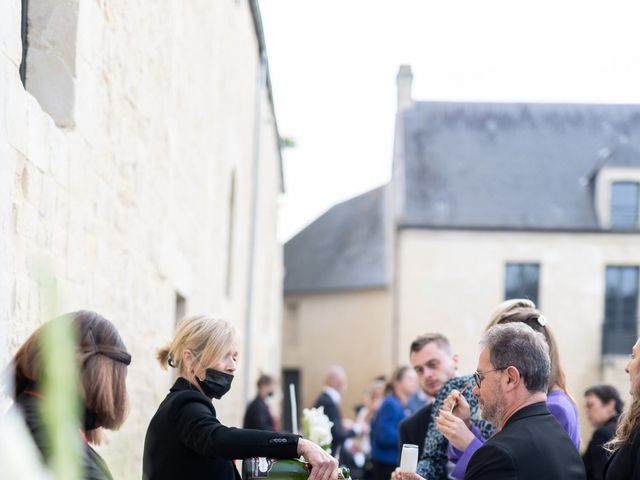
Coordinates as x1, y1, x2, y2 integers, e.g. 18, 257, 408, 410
302, 406, 333, 454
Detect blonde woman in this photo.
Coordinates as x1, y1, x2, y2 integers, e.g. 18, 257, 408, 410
142, 315, 336, 480
604, 338, 640, 479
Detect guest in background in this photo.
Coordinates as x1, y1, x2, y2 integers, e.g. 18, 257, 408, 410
355, 377, 386, 480
583, 384, 623, 480
407, 389, 431, 415
604, 338, 640, 479
243, 373, 277, 431
370, 366, 418, 480
314, 366, 361, 460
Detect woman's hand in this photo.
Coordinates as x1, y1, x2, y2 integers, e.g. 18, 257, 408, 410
297, 438, 338, 480
391, 467, 425, 480
435, 410, 475, 451
441, 389, 471, 427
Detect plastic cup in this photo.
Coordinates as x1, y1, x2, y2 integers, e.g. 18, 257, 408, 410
400, 443, 419, 473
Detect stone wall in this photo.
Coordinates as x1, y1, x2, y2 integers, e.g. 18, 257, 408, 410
1, 1, 283, 478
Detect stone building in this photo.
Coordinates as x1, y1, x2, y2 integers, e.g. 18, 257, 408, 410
283, 65, 640, 446
1, 1, 284, 477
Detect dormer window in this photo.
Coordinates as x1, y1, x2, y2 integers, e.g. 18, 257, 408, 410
610, 181, 640, 229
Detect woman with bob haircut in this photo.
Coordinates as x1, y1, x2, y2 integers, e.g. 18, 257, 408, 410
604, 338, 640, 478
12, 310, 131, 480
435, 300, 580, 479
142, 315, 337, 480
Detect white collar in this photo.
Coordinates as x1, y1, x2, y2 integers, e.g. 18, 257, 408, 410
323, 386, 341, 405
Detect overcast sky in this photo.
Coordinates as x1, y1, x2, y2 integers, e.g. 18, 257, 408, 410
260, 0, 640, 241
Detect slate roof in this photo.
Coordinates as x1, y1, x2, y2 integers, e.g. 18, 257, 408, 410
284, 186, 388, 294
284, 101, 640, 293
400, 101, 640, 230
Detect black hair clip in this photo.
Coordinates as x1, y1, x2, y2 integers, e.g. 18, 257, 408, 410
86, 327, 132, 366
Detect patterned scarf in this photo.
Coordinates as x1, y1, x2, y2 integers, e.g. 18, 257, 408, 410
416, 375, 495, 479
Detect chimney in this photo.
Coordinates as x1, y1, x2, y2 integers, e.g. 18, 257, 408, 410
396, 65, 414, 112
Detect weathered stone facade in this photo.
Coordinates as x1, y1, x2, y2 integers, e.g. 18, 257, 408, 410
1, 1, 284, 478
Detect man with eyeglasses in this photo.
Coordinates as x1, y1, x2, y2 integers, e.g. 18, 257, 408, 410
462, 322, 584, 479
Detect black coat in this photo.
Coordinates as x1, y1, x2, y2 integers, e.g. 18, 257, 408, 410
15, 389, 113, 480
243, 396, 275, 431
464, 402, 585, 480
143, 377, 300, 480
313, 391, 355, 454
604, 424, 640, 479
583, 415, 618, 480
398, 404, 432, 459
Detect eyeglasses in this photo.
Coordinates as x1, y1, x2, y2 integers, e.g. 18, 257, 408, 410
473, 367, 507, 387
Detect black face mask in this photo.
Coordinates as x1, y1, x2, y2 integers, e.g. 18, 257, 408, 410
84, 408, 99, 431
195, 369, 234, 399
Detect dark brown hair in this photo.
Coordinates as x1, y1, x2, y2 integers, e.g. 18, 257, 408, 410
585, 384, 624, 415
386, 365, 412, 395
257, 374, 274, 389
13, 310, 130, 444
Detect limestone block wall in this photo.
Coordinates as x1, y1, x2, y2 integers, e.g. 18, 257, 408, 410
1, 1, 284, 478
283, 289, 393, 422
396, 228, 640, 448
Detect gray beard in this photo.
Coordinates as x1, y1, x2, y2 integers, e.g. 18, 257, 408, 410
480, 396, 505, 427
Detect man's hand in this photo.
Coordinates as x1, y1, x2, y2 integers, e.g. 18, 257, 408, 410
441, 389, 471, 427
297, 438, 338, 480
435, 410, 475, 451
391, 467, 425, 480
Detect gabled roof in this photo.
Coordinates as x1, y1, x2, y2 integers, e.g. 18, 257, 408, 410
400, 102, 640, 230
284, 186, 389, 294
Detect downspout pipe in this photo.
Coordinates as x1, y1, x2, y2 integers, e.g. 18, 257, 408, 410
243, 50, 268, 405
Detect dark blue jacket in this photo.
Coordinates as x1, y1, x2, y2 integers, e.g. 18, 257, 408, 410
371, 394, 409, 466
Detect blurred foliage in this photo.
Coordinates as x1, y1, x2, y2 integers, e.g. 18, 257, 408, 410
38, 301, 82, 479
280, 136, 297, 149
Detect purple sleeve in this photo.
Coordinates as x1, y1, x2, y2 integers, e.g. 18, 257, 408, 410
450, 437, 484, 480
447, 424, 486, 480
547, 393, 581, 450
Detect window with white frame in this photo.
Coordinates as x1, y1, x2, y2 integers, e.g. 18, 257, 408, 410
610, 181, 640, 229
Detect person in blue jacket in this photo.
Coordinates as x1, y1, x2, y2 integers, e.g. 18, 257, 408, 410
370, 366, 418, 480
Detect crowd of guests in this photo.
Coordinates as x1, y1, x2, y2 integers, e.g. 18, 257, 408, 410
6, 300, 640, 479
313, 299, 637, 480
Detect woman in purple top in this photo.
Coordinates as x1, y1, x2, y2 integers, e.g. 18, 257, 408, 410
435, 300, 580, 480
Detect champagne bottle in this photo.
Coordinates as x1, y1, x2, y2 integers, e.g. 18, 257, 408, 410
242, 458, 351, 479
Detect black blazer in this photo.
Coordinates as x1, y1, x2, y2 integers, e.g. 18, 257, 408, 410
604, 424, 640, 479
143, 378, 300, 480
465, 402, 585, 480
398, 404, 432, 459
243, 396, 275, 431
583, 415, 617, 480
314, 391, 355, 454
15, 389, 113, 480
